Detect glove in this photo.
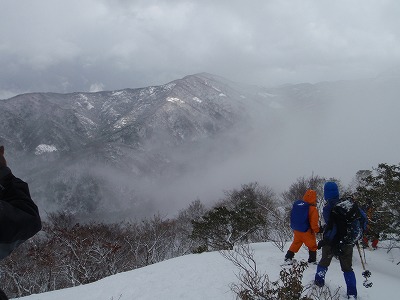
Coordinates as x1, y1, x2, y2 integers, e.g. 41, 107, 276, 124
317, 239, 327, 249
0, 146, 6, 167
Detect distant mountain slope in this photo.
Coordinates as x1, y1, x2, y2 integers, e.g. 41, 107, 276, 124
1, 72, 400, 220
0, 73, 272, 218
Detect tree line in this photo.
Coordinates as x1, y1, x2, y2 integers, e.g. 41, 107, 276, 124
1, 163, 399, 298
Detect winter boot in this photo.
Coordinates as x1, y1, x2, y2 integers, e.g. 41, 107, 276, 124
343, 271, 357, 299
308, 250, 317, 263
284, 250, 294, 263
314, 265, 328, 287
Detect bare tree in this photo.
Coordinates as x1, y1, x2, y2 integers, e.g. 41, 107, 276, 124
174, 199, 207, 255
126, 214, 177, 266
267, 207, 293, 252
222, 244, 340, 300
220, 244, 272, 299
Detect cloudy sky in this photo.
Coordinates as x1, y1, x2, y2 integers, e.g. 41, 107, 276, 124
1, 0, 400, 99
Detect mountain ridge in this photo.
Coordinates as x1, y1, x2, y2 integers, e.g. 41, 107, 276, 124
0, 73, 273, 219
1, 72, 400, 220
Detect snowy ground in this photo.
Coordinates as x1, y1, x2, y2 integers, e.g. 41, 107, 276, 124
16, 241, 400, 300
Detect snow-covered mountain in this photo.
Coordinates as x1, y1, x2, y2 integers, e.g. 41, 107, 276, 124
1, 72, 400, 220
15, 241, 400, 300
1, 74, 245, 153
0, 73, 274, 218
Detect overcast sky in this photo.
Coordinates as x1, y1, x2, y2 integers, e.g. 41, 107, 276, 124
1, 0, 400, 99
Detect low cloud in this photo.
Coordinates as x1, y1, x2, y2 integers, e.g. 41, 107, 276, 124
1, 1, 400, 95
89, 83, 105, 92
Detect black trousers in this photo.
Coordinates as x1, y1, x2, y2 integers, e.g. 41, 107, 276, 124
318, 244, 353, 272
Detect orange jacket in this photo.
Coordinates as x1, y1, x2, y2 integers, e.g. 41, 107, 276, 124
303, 189, 320, 233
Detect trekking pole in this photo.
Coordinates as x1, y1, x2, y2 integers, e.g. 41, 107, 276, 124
356, 242, 373, 288
356, 242, 367, 270
362, 243, 367, 263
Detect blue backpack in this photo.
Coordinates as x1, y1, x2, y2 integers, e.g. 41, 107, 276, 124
290, 200, 310, 232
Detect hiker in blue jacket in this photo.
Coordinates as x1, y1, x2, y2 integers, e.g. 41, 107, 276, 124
314, 181, 361, 299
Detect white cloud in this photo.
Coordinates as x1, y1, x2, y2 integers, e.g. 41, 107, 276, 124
0, 89, 17, 100
89, 83, 105, 92
1, 0, 400, 94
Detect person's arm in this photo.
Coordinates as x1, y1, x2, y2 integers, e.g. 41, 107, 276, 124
0, 146, 42, 259
309, 205, 320, 233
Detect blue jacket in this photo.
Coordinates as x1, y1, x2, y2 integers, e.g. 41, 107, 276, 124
322, 181, 340, 242
322, 197, 340, 241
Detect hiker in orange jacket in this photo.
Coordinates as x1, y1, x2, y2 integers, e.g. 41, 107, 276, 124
284, 189, 321, 263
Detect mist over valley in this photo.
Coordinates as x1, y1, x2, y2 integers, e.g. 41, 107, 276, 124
1, 72, 399, 221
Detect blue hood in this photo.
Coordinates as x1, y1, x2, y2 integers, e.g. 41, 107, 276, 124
324, 181, 339, 204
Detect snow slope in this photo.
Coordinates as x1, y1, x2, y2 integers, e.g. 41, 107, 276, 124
16, 242, 400, 300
